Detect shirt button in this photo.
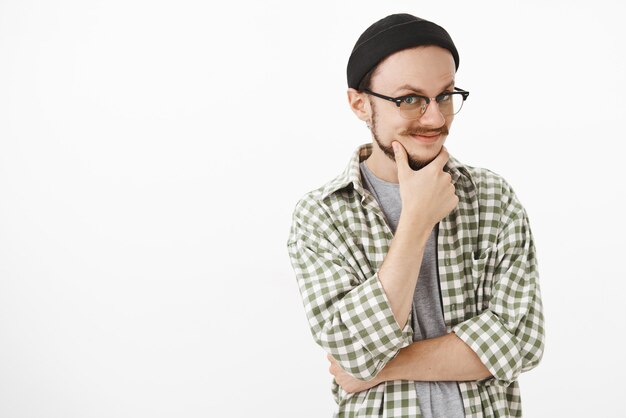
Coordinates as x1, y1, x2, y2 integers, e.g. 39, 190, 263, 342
471, 406, 476, 413
451, 303, 456, 309
445, 259, 451, 266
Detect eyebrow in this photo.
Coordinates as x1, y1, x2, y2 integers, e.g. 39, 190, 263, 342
393, 80, 455, 95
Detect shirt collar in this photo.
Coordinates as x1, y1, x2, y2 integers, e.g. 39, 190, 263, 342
320, 142, 475, 201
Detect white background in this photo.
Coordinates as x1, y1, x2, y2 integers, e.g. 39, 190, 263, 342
1, 1, 625, 417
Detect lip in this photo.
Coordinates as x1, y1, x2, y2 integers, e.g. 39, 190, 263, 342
410, 133, 441, 144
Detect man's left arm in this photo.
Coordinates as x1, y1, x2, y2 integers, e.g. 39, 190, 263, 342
448, 182, 546, 387
328, 332, 492, 393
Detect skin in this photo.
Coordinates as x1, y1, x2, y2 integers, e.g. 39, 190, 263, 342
348, 45, 455, 182
327, 45, 492, 392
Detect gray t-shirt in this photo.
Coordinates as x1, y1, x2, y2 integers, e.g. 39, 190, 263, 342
360, 161, 465, 418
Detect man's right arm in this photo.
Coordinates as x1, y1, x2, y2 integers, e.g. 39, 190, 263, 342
376, 212, 430, 329
378, 142, 458, 329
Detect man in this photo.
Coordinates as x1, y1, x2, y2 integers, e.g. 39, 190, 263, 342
286, 13, 545, 418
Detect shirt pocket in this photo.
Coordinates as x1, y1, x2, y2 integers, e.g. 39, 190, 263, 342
471, 246, 495, 311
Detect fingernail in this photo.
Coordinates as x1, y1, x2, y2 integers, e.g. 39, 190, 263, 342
392, 143, 398, 152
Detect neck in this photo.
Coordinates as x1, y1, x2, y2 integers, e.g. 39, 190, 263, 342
364, 142, 400, 184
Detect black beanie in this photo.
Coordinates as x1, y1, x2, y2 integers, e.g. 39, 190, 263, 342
347, 14, 459, 89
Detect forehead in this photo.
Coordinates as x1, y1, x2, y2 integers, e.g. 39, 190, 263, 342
371, 45, 456, 94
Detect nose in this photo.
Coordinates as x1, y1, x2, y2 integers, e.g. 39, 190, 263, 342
419, 99, 446, 128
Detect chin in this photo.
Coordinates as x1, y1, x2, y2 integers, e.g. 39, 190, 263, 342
406, 143, 445, 167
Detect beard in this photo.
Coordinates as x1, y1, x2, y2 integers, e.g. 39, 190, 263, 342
369, 102, 449, 171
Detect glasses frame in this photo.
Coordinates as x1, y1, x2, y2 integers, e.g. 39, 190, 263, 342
362, 86, 470, 118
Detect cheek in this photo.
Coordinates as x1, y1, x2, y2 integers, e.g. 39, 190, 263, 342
377, 111, 410, 132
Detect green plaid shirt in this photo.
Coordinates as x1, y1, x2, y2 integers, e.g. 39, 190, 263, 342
287, 143, 545, 418
287, 144, 544, 418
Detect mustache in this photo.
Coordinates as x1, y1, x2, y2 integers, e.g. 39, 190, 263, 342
400, 125, 449, 136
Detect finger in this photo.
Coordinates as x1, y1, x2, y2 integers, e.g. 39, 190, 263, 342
392, 141, 410, 177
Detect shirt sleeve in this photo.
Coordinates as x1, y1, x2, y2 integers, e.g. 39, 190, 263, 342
452, 182, 546, 387
287, 199, 414, 382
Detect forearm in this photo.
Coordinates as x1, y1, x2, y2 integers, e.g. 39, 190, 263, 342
378, 212, 432, 329
377, 332, 493, 382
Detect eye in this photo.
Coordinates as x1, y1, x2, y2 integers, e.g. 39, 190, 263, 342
402, 96, 420, 105
438, 91, 454, 102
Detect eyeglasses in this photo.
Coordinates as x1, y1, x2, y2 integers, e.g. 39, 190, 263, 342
362, 87, 470, 120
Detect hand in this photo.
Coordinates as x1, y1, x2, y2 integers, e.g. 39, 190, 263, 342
327, 354, 383, 393
392, 142, 459, 230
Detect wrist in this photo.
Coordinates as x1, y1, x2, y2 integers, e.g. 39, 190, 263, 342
397, 212, 433, 246
375, 368, 391, 384
377, 355, 401, 383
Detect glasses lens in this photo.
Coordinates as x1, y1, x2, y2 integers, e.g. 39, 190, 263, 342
398, 96, 427, 119
398, 93, 465, 119
438, 93, 465, 116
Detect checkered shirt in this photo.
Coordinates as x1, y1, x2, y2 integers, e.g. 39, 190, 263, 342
286, 142, 545, 417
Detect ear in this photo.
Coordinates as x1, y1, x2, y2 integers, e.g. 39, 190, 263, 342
347, 88, 371, 123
